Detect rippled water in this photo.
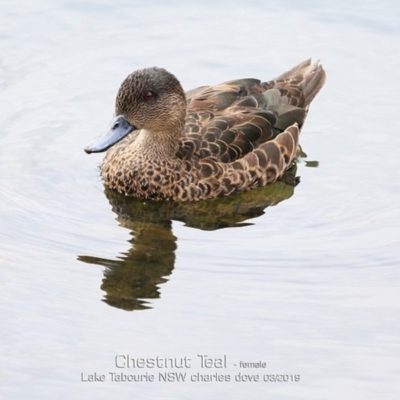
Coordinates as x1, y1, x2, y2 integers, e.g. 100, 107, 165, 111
1, 1, 399, 399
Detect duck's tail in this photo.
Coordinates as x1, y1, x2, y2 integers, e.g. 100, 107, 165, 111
226, 60, 326, 192
259, 59, 325, 133
269, 58, 326, 108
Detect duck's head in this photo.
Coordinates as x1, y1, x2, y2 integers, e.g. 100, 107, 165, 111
84, 67, 187, 154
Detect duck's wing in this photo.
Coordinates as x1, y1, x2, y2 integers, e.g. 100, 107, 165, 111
180, 59, 325, 163
181, 84, 281, 163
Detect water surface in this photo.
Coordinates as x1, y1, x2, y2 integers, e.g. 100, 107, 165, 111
1, 1, 399, 399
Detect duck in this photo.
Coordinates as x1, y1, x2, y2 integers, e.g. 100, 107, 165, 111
84, 59, 326, 201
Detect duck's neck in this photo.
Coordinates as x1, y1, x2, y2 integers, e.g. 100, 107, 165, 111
130, 99, 186, 160
133, 127, 181, 159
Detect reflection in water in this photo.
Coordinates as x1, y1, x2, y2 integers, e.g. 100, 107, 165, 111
78, 166, 298, 311
79, 221, 176, 311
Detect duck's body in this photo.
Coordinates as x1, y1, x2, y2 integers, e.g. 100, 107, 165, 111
85, 59, 326, 201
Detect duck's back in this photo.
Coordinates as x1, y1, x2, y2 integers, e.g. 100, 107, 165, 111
178, 59, 325, 164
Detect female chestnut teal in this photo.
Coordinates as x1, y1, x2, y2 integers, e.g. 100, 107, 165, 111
85, 59, 326, 201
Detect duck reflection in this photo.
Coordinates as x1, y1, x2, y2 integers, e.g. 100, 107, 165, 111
78, 166, 299, 311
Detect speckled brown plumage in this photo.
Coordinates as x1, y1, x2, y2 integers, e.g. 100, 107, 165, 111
94, 59, 326, 201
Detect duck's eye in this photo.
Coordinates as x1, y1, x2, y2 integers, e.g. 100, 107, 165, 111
143, 91, 155, 101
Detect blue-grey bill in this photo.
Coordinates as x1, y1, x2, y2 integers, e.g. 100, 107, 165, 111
84, 115, 135, 154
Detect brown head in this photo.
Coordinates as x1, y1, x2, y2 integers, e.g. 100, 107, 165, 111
116, 67, 186, 133
84, 67, 187, 154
